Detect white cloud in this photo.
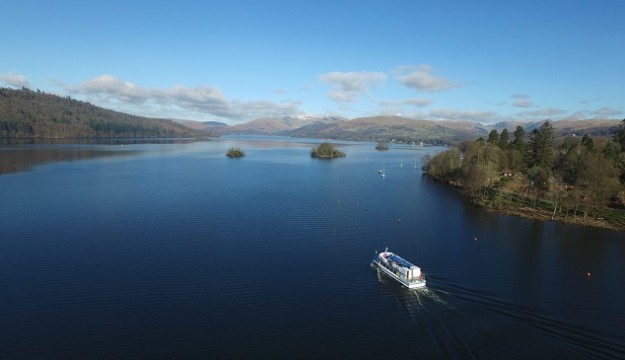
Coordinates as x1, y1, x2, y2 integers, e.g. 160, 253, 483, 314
153, 84, 230, 116
513, 99, 533, 108
73, 74, 148, 103
566, 110, 589, 119
227, 99, 302, 120
378, 98, 433, 115
517, 108, 566, 117
579, 97, 604, 105
66, 74, 301, 122
427, 108, 503, 123
318, 71, 387, 102
592, 107, 622, 117
0, 71, 31, 88
379, 98, 433, 108
394, 65, 459, 92
511, 94, 533, 108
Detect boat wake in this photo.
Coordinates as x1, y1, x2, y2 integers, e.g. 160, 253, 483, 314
374, 268, 449, 313
429, 279, 625, 359
375, 269, 625, 359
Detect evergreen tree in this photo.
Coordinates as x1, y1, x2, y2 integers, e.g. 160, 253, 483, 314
581, 134, 594, 152
511, 125, 526, 151
498, 128, 510, 149
487, 129, 499, 144
527, 120, 554, 170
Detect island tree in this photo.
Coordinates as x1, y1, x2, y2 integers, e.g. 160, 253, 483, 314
375, 141, 389, 150
226, 147, 245, 157
311, 142, 346, 158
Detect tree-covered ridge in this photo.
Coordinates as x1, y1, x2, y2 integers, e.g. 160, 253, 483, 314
423, 120, 625, 230
0, 88, 206, 138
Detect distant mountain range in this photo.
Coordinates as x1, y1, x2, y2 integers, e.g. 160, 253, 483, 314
1, 87, 621, 143
213, 115, 622, 144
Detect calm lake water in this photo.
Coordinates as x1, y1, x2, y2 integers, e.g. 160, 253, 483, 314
1, 137, 624, 359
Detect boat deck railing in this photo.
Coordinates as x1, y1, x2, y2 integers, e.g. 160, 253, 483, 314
373, 259, 425, 283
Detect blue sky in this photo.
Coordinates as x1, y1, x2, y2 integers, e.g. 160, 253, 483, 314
1, 0, 623, 125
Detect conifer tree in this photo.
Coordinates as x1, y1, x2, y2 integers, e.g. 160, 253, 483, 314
511, 126, 526, 151
487, 129, 499, 144
498, 128, 510, 149
527, 120, 554, 170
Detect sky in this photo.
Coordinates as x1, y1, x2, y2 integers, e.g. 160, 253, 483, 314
1, 0, 624, 125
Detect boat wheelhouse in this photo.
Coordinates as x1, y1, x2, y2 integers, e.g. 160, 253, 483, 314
371, 248, 426, 289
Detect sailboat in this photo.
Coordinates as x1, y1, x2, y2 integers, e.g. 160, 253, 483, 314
379, 163, 386, 178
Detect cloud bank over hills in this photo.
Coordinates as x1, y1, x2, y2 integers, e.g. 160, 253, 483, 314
3, 70, 621, 127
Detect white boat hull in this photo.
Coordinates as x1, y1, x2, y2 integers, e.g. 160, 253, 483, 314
371, 251, 425, 289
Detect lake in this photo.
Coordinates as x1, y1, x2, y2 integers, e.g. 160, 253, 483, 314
1, 137, 624, 359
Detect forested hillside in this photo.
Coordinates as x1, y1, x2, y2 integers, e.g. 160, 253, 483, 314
0, 88, 206, 138
423, 120, 625, 230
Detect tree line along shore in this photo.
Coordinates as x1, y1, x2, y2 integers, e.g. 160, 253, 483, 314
422, 119, 625, 231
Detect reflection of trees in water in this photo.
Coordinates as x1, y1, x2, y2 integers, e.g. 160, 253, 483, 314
0, 148, 134, 175
0, 139, 201, 175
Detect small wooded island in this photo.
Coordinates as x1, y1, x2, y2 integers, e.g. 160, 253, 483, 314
311, 142, 346, 159
375, 141, 389, 150
226, 147, 245, 157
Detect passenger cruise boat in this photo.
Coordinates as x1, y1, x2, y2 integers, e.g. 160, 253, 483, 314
371, 248, 426, 288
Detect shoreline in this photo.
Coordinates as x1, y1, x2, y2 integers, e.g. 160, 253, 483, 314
425, 176, 624, 232
481, 202, 624, 232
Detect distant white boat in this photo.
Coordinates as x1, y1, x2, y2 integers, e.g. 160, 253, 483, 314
371, 248, 426, 289
379, 163, 386, 177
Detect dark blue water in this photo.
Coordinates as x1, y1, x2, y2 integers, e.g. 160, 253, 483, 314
1, 137, 624, 359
